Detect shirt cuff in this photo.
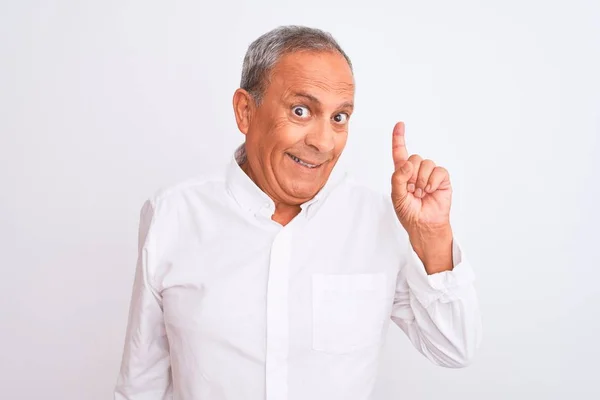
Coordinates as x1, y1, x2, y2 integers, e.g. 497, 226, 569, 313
405, 236, 476, 308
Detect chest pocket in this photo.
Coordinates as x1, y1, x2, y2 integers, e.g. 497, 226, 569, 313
311, 273, 389, 354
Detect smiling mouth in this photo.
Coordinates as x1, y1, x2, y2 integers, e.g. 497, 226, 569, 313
286, 153, 322, 169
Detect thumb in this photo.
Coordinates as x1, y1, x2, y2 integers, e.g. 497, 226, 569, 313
392, 160, 414, 198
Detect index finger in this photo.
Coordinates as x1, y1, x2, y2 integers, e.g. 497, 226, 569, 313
392, 121, 409, 170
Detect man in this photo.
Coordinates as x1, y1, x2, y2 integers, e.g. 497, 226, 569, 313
115, 25, 482, 400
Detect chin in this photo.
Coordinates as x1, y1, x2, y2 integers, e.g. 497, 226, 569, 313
284, 180, 322, 200
275, 159, 333, 200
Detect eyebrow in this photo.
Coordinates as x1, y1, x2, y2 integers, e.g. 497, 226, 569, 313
291, 91, 354, 111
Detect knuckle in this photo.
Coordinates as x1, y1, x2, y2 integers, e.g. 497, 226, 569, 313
408, 154, 422, 162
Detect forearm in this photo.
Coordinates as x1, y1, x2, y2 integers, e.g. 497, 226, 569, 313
394, 283, 481, 367
392, 234, 482, 368
408, 223, 454, 275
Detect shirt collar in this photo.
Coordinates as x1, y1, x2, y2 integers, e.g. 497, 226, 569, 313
226, 143, 347, 220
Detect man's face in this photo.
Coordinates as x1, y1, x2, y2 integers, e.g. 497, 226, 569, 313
242, 50, 355, 205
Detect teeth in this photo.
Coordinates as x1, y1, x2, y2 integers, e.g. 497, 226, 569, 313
289, 154, 318, 168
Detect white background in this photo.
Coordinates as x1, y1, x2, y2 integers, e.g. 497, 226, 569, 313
1, 0, 599, 399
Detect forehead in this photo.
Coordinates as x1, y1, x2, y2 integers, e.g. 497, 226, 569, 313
268, 51, 355, 98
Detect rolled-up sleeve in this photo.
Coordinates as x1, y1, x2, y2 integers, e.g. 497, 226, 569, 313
391, 236, 482, 368
114, 200, 172, 399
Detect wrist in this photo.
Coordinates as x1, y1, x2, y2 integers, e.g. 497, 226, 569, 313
408, 224, 454, 274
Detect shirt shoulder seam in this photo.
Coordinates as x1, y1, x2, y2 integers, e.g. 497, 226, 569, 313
150, 173, 226, 208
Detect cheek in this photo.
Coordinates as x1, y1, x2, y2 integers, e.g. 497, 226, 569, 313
334, 130, 348, 152
249, 115, 290, 149
270, 116, 309, 145
271, 115, 291, 132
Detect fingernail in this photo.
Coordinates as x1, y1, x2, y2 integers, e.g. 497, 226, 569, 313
425, 184, 431, 193
415, 188, 422, 198
408, 183, 415, 192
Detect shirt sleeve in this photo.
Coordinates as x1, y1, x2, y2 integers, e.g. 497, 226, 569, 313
390, 235, 482, 368
114, 200, 173, 399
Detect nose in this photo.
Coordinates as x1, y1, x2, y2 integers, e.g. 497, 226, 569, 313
305, 119, 335, 154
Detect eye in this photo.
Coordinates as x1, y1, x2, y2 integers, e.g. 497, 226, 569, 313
333, 113, 349, 124
292, 106, 310, 118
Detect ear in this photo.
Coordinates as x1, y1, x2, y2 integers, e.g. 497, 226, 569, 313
232, 88, 255, 135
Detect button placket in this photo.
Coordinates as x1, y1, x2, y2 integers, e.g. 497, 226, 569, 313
265, 223, 293, 400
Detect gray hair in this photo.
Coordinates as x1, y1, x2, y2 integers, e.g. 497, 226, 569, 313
240, 25, 353, 104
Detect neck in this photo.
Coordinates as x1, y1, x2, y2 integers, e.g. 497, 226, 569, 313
239, 159, 301, 226
272, 206, 301, 226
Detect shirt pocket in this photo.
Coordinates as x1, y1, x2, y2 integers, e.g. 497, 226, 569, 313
312, 273, 388, 354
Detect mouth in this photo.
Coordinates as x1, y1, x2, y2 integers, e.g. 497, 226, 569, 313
286, 153, 323, 169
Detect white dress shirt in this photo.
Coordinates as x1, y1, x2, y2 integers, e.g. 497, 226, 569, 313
114, 144, 482, 400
